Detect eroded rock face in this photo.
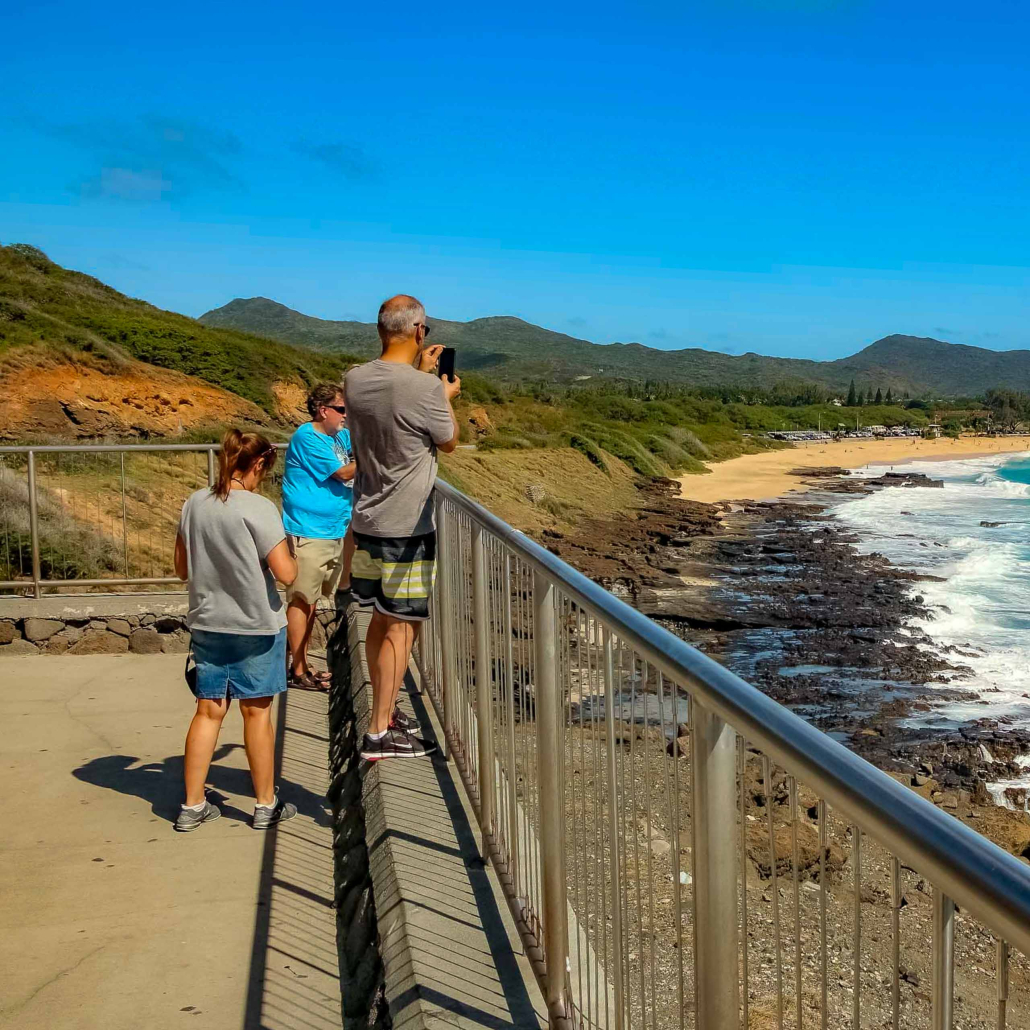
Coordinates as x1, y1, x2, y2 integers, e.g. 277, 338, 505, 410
0, 357, 270, 441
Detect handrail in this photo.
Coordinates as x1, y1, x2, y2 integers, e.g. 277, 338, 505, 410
0, 443, 288, 453
434, 478, 1030, 958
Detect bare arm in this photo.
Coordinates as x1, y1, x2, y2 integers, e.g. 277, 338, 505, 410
331, 460, 356, 482
266, 539, 298, 586
174, 532, 188, 581
436, 376, 462, 454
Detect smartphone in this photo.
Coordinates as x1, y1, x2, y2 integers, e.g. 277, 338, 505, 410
436, 347, 456, 382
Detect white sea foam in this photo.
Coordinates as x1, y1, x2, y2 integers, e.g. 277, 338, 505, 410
831, 453, 1030, 754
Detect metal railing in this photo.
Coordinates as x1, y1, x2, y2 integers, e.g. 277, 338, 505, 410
418, 480, 1030, 1030
0, 443, 285, 596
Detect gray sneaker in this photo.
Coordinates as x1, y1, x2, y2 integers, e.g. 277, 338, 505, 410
252, 796, 298, 830
174, 801, 221, 832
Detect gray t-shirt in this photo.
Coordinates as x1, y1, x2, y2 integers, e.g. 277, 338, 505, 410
345, 359, 454, 537
178, 488, 287, 635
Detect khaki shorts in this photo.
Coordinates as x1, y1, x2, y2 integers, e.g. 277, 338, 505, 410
286, 535, 345, 605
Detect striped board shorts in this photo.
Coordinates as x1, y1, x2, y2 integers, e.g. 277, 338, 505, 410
351, 531, 437, 621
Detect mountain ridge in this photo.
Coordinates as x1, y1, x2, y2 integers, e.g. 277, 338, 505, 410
200, 297, 1029, 396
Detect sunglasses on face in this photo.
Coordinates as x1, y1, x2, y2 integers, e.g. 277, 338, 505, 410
325, 405, 346, 414
415, 322, 431, 337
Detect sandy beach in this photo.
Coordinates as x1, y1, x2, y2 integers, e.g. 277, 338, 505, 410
678, 436, 1030, 504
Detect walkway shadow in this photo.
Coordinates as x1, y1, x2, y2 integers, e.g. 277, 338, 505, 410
73, 742, 331, 827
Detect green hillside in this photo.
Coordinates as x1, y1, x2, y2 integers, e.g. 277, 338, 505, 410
0, 245, 358, 414
201, 297, 1030, 397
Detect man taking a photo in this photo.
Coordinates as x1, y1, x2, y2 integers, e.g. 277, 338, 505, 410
345, 294, 460, 759
281, 383, 355, 690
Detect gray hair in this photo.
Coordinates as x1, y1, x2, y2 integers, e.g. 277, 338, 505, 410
377, 294, 426, 339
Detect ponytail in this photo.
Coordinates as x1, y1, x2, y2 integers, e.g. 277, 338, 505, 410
213, 428, 277, 500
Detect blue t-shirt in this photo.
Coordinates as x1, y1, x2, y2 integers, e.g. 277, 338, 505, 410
281, 423, 353, 539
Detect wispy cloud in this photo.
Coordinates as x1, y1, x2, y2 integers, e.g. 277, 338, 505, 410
35, 115, 244, 202
80, 168, 172, 201
293, 140, 375, 180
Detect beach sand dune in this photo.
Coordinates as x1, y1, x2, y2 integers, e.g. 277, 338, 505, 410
679, 436, 1030, 505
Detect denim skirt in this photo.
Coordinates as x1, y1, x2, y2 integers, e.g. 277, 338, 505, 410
190, 627, 288, 700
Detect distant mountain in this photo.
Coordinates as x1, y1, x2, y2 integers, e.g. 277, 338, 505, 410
200, 298, 1030, 396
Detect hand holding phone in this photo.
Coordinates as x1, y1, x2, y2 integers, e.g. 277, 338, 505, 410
436, 347, 456, 382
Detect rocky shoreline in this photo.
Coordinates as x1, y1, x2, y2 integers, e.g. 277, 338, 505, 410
543, 471, 1030, 860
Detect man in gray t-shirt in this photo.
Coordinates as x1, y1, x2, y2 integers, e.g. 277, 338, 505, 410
344, 294, 460, 761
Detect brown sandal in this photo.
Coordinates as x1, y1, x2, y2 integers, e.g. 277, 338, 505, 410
290, 671, 328, 691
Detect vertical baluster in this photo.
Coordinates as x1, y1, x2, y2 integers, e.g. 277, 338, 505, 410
818, 801, 828, 1030
931, 890, 955, 1030
120, 452, 129, 577
642, 660, 656, 1030
472, 524, 494, 843
436, 498, 457, 757
27, 450, 40, 597
853, 827, 862, 1030
891, 857, 901, 1030
740, 739, 750, 1030
504, 554, 518, 890
535, 570, 568, 1026
996, 939, 1009, 1030
691, 701, 740, 1030
603, 629, 625, 1030
764, 755, 784, 1030
790, 777, 802, 1030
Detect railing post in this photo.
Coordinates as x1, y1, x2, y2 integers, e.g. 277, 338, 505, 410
27, 450, 41, 598
436, 496, 457, 757
207, 447, 216, 488
472, 524, 495, 845
603, 629, 626, 1030
690, 702, 741, 1029
932, 890, 955, 1030
534, 571, 569, 1028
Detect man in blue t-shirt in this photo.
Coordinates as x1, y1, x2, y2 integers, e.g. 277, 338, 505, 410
281, 383, 355, 689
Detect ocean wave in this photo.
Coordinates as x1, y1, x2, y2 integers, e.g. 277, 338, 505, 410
832, 452, 1030, 736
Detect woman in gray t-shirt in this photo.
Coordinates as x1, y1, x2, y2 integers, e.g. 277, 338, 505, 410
173, 429, 299, 833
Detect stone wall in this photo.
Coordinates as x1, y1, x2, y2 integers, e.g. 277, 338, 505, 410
326, 603, 390, 1030
0, 613, 190, 656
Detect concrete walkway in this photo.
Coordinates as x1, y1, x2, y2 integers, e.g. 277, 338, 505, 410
0, 654, 342, 1030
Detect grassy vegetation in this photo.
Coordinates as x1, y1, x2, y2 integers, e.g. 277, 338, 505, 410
451, 379, 785, 478
0, 244, 361, 415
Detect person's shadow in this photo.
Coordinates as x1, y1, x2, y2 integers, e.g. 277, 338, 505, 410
73, 744, 330, 827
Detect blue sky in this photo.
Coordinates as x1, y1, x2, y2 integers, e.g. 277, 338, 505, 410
2, 0, 1028, 359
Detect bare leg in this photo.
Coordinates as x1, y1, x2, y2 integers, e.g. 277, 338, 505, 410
365, 610, 387, 723
368, 611, 416, 735
339, 527, 356, 590
183, 698, 230, 806
240, 696, 276, 806
286, 597, 314, 676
